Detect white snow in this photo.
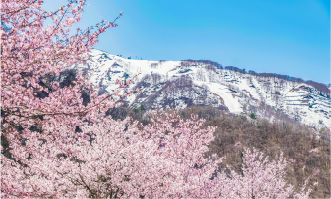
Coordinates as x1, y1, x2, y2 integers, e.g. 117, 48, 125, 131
74, 49, 330, 130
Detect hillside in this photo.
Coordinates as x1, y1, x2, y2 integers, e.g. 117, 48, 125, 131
73, 49, 330, 130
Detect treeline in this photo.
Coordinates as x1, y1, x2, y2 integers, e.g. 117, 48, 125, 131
252, 73, 329, 97
181, 60, 223, 69
229, 67, 329, 97
181, 60, 330, 96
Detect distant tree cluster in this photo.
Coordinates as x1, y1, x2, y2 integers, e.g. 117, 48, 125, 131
222, 69, 330, 97
180, 59, 329, 97
305, 81, 330, 96
180, 61, 329, 97
181, 60, 223, 69
249, 113, 256, 119
225, 66, 246, 74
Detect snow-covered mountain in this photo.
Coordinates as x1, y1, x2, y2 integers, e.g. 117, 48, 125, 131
74, 49, 330, 129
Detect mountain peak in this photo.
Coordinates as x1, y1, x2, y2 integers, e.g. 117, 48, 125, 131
75, 49, 330, 129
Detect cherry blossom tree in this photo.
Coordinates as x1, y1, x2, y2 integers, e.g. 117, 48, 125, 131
1, 0, 314, 198
2, 114, 220, 198
1, 0, 123, 196
1, 0, 126, 145
213, 148, 313, 199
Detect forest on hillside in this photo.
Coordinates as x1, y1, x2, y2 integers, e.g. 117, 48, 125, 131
112, 105, 331, 198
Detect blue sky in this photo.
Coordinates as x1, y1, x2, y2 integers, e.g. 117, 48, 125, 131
45, 0, 330, 84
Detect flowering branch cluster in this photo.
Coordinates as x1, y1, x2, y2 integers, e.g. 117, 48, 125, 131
1, 0, 123, 151
2, 112, 313, 198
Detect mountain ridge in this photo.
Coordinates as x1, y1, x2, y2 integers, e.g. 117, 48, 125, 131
73, 49, 330, 130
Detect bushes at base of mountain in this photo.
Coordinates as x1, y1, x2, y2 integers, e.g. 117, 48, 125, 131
249, 113, 256, 119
